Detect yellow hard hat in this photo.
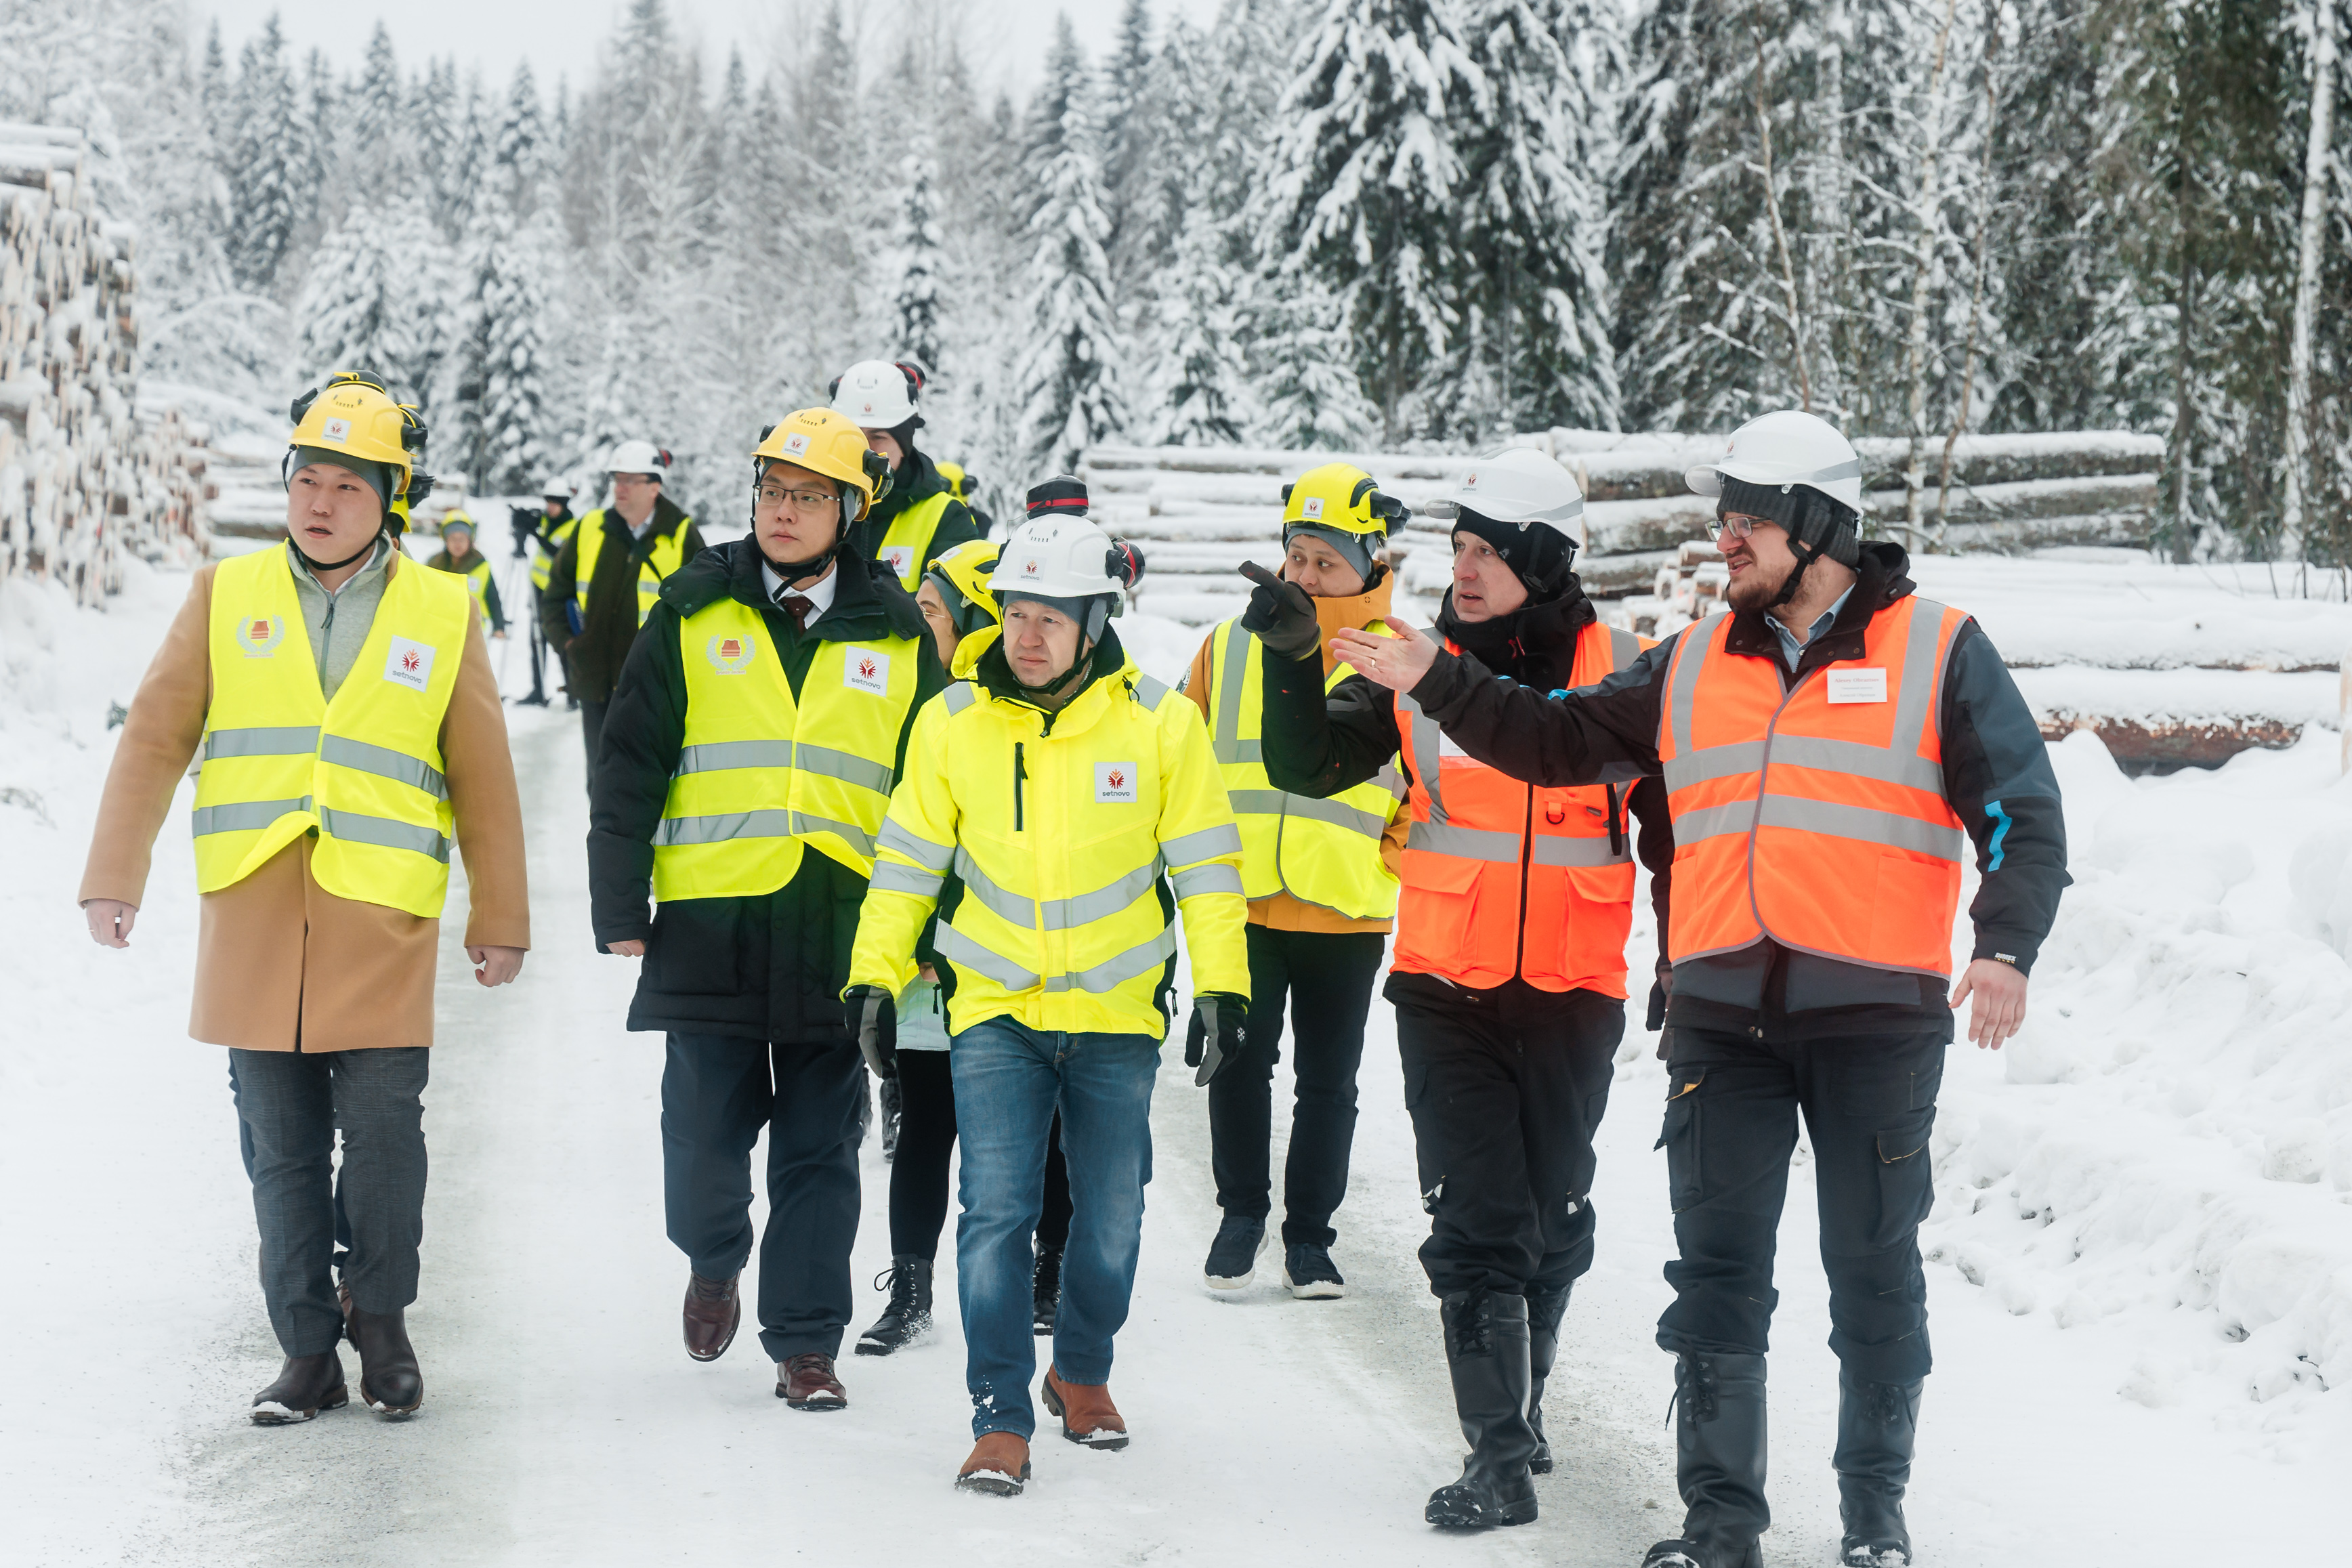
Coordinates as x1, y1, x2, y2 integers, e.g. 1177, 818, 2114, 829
936, 459, 969, 502
923, 538, 1002, 635
289, 371, 422, 499
439, 507, 475, 532
752, 406, 893, 522
1280, 463, 1404, 536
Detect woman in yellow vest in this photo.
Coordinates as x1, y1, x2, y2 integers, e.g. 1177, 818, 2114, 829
843, 478, 1249, 1496
1180, 463, 1410, 1301
588, 406, 945, 1414
425, 511, 505, 638
828, 359, 980, 591
78, 371, 528, 1426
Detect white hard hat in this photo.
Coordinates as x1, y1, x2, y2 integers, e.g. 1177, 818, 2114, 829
606, 440, 671, 479
989, 515, 1127, 601
539, 476, 572, 498
1422, 446, 1587, 551
829, 359, 923, 431
1685, 410, 1864, 515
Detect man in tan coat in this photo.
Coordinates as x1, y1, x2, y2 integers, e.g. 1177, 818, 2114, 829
78, 373, 530, 1426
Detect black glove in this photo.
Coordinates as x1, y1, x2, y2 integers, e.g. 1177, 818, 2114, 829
843, 985, 898, 1082
1185, 993, 1248, 1086
1238, 561, 1321, 662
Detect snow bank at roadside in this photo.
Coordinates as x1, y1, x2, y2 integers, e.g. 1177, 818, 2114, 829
1927, 729, 2352, 1450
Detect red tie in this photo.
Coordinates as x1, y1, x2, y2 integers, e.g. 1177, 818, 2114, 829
780, 596, 810, 632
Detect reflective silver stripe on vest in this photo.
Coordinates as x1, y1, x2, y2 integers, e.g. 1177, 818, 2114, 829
1131, 673, 1173, 709
203, 725, 320, 760
793, 742, 895, 796
1397, 692, 1449, 823
1211, 619, 1253, 763
793, 812, 877, 857
1226, 789, 1388, 840
190, 797, 312, 835
1530, 834, 1633, 868
1663, 740, 1769, 792
1763, 735, 1944, 792
1160, 822, 1242, 866
675, 739, 794, 775
868, 860, 944, 899
1756, 796, 1964, 861
651, 809, 877, 856
1170, 862, 1244, 901
954, 849, 1161, 932
942, 681, 978, 716
1664, 613, 1726, 763
1671, 800, 1760, 845
1888, 598, 1954, 771
320, 736, 448, 801
1406, 820, 1521, 863
878, 819, 954, 872
1044, 925, 1179, 994
931, 924, 1041, 991
317, 806, 452, 863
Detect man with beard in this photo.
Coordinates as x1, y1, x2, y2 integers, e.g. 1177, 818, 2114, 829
1326, 411, 2067, 1568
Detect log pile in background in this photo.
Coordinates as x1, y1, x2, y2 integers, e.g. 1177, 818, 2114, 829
1, 124, 207, 603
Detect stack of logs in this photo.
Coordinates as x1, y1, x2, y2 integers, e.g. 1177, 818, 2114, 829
1, 123, 206, 603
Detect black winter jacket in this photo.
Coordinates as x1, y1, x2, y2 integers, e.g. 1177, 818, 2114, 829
539, 494, 707, 704
1261, 580, 1677, 1020
588, 538, 947, 1043
853, 446, 980, 571
1396, 543, 2069, 1039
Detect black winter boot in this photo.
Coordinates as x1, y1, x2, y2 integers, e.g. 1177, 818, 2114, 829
1834, 1373, 1921, 1566
1424, 1290, 1539, 1529
1527, 1285, 1571, 1475
251, 1351, 348, 1424
855, 1256, 934, 1356
1032, 1244, 1063, 1336
1646, 1352, 1767, 1568
346, 1307, 423, 1416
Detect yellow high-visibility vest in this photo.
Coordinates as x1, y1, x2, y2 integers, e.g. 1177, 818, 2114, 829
847, 656, 1252, 1040
194, 545, 471, 918
456, 557, 493, 631
530, 515, 578, 593
871, 492, 953, 592
1204, 616, 1405, 921
575, 511, 692, 627
652, 595, 923, 900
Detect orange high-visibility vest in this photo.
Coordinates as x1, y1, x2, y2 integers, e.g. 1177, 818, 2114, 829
1392, 618, 1647, 994
1656, 594, 1969, 977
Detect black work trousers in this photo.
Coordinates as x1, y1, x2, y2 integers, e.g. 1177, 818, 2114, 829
1209, 926, 1387, 1247
888, 1047, 1073, 1262
662, 1032, 864, 1361
1391, 974, 1622, 1296
1655, 1025, 1944, 1384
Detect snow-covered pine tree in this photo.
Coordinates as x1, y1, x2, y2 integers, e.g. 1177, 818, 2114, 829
891, 139, 946, 375
1134, 20, 1251, 444
296, 203, 421, 388
413, 58, 463, 240
1100, 0, 1158, 294
1251, 271, 1379, 449
224, 16, 303, 295
349, 22, 409, 190
476, 201, 562, 492
1257, 0, 1483, 442
1014, 16, 1129, 474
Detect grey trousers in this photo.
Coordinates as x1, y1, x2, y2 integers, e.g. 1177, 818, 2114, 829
229, 1047, 429, 1357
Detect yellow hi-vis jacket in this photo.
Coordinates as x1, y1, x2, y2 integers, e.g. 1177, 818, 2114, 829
847, 650, 1251, 1039
871, 492, 954, 593
575, 509, 692, 626
194, 543, 471, 918
653, 595, 925, 899
530, 515, 579, 593
1203, 615, 1405, 922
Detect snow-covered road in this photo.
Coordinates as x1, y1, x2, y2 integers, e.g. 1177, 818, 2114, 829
1, 556, 2340, 1565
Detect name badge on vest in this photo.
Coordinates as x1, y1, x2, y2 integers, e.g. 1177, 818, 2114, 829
843, 648, 891, 696
1826, 667, 1888, 704
1096, 762, 1138, 803
383, 635, 435, 693
881, 545, 914, 580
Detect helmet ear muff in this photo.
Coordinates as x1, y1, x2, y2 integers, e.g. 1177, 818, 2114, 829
862, 448, 894, 506
895, 362, 925, 398
826, 375, 843, 402
1280, 482, 1295, 505
289, 387, 319, 425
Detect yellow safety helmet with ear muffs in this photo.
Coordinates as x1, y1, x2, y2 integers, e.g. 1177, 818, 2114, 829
923, 538, 1003, 637
936, 459, 971, 503
751, 406, 893, 527
287, 370, 423, 503
1279, 462, 1406, 538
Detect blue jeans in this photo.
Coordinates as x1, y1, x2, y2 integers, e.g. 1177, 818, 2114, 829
951, 1018, 1159, 1441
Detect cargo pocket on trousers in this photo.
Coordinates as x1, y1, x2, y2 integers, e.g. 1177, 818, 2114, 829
1870, 1106, 1937, 1250
1656, 1069, 1706, 1213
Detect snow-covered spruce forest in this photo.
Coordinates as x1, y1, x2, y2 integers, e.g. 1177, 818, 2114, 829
9, 0, 2352, 563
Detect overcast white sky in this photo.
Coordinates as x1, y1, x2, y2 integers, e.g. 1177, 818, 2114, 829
196, 0, 1219, 100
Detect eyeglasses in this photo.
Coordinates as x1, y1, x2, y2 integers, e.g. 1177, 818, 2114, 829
756, 484, 840, 512
1706, 513, 1771, 542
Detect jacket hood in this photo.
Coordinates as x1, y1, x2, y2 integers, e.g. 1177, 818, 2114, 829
663, 535, 927, 643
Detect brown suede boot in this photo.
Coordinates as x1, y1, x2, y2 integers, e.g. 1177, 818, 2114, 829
683, 1272, 741, 1362
776, 1352, 847, 1410
1041, 1365, 1129, 1449
956, 1432, 1033, 1496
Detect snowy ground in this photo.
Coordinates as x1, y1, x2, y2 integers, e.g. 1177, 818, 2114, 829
2, 552, 2345, 1565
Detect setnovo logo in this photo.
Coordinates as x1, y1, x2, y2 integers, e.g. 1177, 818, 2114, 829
706, 633, 756, 673
843, 647, 891, 696
1095, 761, 1138, 804
383, 635, 435, 693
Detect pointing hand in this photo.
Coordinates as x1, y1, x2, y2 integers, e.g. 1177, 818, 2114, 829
1237, 561, 1321, 662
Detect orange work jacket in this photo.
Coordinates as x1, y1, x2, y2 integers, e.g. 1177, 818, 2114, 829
1391, 618, 1647, 994
1656, 594, 1969, 977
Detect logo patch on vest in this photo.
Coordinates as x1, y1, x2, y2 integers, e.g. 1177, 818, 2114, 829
1826, 667, 1888, 704
383, 635, 434, 693
881, 545, 914, 580
843, 648, 891, 696
235, 614, 286, 658
706, 633, 756, 673
1096, 763, 1138, 803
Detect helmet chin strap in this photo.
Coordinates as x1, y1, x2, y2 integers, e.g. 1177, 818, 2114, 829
1765, 536, 1821, 612
290, 528, 385, 574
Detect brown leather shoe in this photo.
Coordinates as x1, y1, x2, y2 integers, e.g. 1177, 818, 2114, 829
684, 1272, 741, 1361
1041, 1365, 1129, 1449
955, 1432, 1033, 1496
251, 1351, 348, 1424
776, 1352, 847, 1410
347, 1307, 423, 1416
